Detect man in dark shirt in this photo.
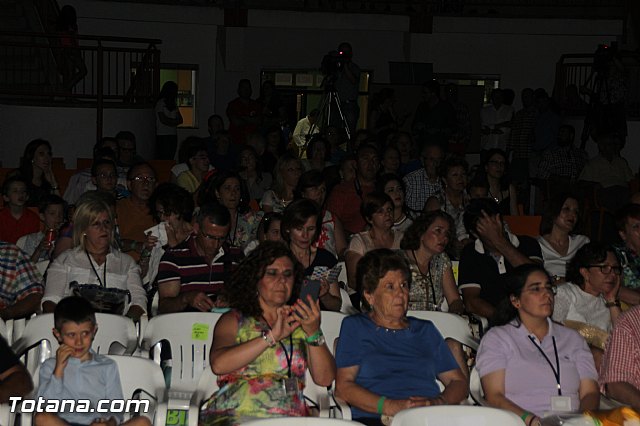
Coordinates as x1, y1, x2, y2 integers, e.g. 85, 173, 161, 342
0, 336, 32, 403
458, 198, 542, 320
156, 203, 243, 313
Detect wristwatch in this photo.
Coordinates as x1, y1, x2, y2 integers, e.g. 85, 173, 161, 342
604, 299, 621, 308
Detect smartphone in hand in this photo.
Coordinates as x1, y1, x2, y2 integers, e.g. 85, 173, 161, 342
299, 279, 321, 306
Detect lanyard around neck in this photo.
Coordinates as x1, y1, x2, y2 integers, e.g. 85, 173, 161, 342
85, 250, 107, 288
528, 335, 561, 396
261, 316, 294, 378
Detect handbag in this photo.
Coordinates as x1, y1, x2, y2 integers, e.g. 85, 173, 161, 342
70, 281, 131, 315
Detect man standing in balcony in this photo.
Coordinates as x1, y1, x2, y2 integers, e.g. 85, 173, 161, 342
226, 79, 262, 145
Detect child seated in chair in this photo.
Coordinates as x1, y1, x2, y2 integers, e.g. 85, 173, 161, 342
35, 297, 151, 426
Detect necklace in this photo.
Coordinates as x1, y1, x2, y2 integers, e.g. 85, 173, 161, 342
488, 188, 502, 204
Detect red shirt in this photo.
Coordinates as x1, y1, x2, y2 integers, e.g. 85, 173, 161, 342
0, 207, 40, 244
326, 179, 375, 236
226, 97, 262, 144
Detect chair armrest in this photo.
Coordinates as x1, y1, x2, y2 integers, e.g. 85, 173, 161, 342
331, 393, 352, 420
153, 401, 168, 426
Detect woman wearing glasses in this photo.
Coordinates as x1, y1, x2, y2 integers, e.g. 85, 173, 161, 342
552, 242, 623, 368
43, 197, 147, 320
477, 264, 599, 426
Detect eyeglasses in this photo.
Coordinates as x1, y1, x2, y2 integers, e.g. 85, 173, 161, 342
523, 284, 557, 295
132, 176, 156, 183
588, 265, 623, 275
199, 230, 226, 242
156, 209, 172, 217
488, 160, 506, 167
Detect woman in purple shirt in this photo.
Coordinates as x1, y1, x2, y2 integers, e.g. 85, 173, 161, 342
476, 264, 599, 426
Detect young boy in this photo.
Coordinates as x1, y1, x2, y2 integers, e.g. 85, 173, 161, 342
17, 194, 66, 263
0, 176, 40, 244
35, 297, 151, 426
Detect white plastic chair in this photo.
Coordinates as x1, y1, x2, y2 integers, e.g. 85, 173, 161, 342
406, 311, 479, 351
469, 366, 487, 406
0, 319, 6, 341
107, 355, 169, 426
140, 312, 222, 409
241, 417, 365, 426
187, 367, 218, 426
390, 405, 523, 426
338, 288, 358, 315
11, 313, 139, 376
319, 311, 346, 355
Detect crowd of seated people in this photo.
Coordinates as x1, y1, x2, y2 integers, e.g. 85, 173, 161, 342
4, 73, 640, 425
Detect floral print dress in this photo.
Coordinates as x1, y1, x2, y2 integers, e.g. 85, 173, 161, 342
199, 311, 309, 426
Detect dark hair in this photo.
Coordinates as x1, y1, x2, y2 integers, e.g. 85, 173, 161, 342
39, 194, 66, 214
295, 170, 325, 200
94, 137, 118, 159
225, 241, 304, 318
280, 198, 321, 244
468, 175, 489, 192
126, 161, 156, 181
259, 212, 282, 240
237, 145, 264, 177
20, 139, 52, 180
159, 81, 178, 111
539, 193, 581, 235
149, 182, 195, 223
355, 143, 379, 159
357, 248, 411, 311
361, 191, 393, 222
423, 80, 440, 97
463, 197, 501, 236
566, 242, 618, 288
376, 173, 405, 195
307, 136, 331, 161
54, 296, 96, 330
482, 148, 510, 190
90, 158, 117, 178
615, 203, 640, 232
204, 170, 251, 214
2, 175, 28, 196
197, 203, 231, 228
184, 140, 207, 171
55, 5, 78, 31
492, 264, 551, 327
438, 155, 469, 181
177, 136, 206, 165
115, 131, 136, 144
400, 210, 455, 250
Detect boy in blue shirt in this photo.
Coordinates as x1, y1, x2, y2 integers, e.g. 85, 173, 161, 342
36, 297, 151, 426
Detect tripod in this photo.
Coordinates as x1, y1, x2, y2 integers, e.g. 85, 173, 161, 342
302, 81, 352, 158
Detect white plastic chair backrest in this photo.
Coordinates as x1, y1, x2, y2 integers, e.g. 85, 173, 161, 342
35, 260, 50, 276
390, 405, 523, 426
106, 355, 167, 422
304, 369, 331, 416
406, 310, 478, 350
141, 312, 222, 393
338, 288, 358, 315
337, 261, 347, 286
319, 311, 346, 356
242, 418, 364, 426
0, 403, 10, 426
12, 313, 139, 375
469, 366, 487, 406
0, 319, 6, 341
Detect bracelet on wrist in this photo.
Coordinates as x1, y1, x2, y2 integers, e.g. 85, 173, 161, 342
604, 299, 621, 308
520, 411, 532, 423
527, 415, 538, 426
377, 396, 386, 415
262, 330, 276, 347
305, 330, 323, 343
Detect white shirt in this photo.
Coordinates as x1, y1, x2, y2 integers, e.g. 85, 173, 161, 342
44, 247, 147, 312
552, 282, 612, 333
537, 234, 589, 278
481, 104, 514, 150
155, 99, 178, 136
292, 116, 319, 151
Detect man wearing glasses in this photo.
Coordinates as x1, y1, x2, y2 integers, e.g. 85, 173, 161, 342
156, 203, 243, 313
116, 162, 157, 261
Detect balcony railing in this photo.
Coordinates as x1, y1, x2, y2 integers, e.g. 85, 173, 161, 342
0, 31, 161, 104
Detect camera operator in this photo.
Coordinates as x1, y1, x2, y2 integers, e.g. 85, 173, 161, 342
333, 42, 361, 139
580, 44, 627, 147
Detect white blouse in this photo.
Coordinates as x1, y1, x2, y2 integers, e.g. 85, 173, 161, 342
537, 234, 589, 278
44, 246, 147, 312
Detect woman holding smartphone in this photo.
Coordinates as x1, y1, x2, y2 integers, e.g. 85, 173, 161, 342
281, 198, 342, 312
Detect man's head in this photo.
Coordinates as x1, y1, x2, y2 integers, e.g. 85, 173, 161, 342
420, 143, 444, 178
338, 42, 353, 60
208, 114, 224, 136
53, 296, 97, 361
490, 89, 503, 108
194, 203, 231, 259
115, 131, 137, 167
127, 162, 157, 202
2, 176, 29, 208
463, 197, 502, 240
616, 203, 640, 253
596, 133, 622, 160
94, 137, 119, 161
557, 125, 575, 147
91, 159, 118, 194
237, 79, 252, 100
521, 88, 535, 109
39, 194, 65, 230
355, 143, 379, 183
307, 109, 319, 125
422, 80, 440, 102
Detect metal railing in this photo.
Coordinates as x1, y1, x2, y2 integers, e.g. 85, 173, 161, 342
553, 52, 640, 119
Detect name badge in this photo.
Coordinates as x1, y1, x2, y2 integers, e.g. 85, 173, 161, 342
551, 395, 572, 412
273, 378, 301, 399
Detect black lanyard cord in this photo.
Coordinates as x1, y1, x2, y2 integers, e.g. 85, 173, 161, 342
261, 316, 294, 378
528, 335, 561, 396
85, 250, 107, 288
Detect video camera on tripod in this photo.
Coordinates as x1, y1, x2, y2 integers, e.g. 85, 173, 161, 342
321, 50, 349, 77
